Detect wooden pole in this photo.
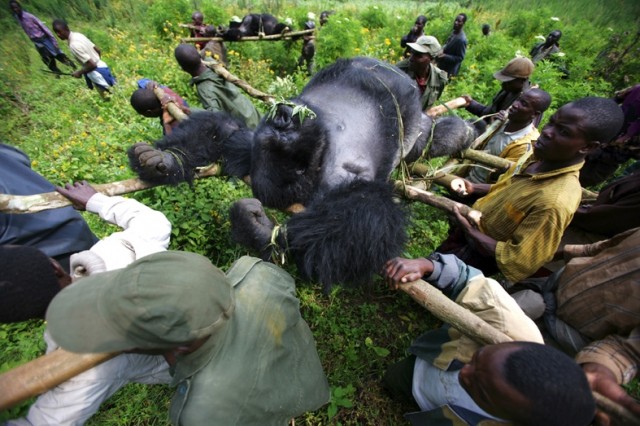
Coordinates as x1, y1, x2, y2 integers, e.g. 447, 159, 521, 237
0, 349, 117, 411
0, 165, 221, 214
181, 28, 315, 43
425, 97, 467, 117
203, 61, 275, 104
152, 86, 189, 122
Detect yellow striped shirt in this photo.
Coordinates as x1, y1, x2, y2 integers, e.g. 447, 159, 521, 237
473, 153, 584, 282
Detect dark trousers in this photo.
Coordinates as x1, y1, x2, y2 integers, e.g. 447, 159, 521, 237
382, 355, 419, 406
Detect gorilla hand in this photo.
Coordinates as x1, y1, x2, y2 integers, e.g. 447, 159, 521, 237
230, 198, 279, 261
127, 142, 180, 183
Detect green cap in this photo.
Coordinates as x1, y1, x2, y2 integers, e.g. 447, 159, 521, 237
46, 251, 234, 353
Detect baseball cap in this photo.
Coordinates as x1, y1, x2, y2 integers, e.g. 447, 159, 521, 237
407, 35, 442, 56
46, 251, 234, 353
493, 57, 535, 81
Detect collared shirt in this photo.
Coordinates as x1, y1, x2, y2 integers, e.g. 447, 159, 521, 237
13, 11, 57, 43
396, 60, 449, 111
191, 68, 261, 128
472, 154, 584, 282
467, 123, 538, 183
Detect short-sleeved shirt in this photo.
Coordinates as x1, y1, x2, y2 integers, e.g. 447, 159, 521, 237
68, 31, 105, 66
472, 153, 584, 282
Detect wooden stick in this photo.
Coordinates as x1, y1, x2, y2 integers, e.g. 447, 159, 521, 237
0, 349, 117, 411
439, 116, 506, 171
425, 97, 468, 117
399, 279, 512, 344
394, 180, 482, 226
152, 86, 189, 122
203, 61, 275, 104
0, 164, 221, 214
181, 28, 315, 43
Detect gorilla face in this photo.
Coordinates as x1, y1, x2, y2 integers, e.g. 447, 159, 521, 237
250, 103, 329, 209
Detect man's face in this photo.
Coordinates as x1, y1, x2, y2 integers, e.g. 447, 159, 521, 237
10, 2, 22, 16
413, 20, 425, 34
192, 13, 203, 26
453, 15, 465, 31
458, 343, 531, 421
501, 78, 526, 93
546, 31, 561, 45
54, 26, 70, 40
409, 50, 432, 71
509, 92, 539, 122
534, 103, 594, 162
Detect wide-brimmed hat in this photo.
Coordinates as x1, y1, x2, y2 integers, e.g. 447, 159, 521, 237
46, 251, 234, 353
493, 57, 535, 81
407, 35, 442, 57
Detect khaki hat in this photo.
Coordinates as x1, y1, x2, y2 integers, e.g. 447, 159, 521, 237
407, 35, 442, 57
493, 57, 535, 81
230, 15, 242, 23
46, 251, 234, 353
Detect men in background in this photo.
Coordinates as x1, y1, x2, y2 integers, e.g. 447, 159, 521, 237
466, 88, 551, 184
190, 11, 207, 50
52, 19, 116, 98
400, 15, 427, 58
382, 253, 595, 425
5, 180, 172, 424
463, 57, 535, 124
439, 97, 624, 284
297, 20, 315, 75
396, 36, 448, 111
436, 13, 467, 77
481, 23, 490, 36
0, 144, 97, 275
43, 251, 330, 424
174, 43, 260, 128
9, 0, 75, 75
530, 30, 562, 63
130, 78, 190, 135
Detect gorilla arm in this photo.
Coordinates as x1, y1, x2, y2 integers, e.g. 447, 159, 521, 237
128, 110, 254, 185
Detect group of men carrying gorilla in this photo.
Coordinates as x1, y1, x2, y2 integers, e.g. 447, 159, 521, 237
3, 7, 639, 425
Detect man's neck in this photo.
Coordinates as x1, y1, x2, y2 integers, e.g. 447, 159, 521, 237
415, 65, 430, 79
526, 157, 583, 174
504, 119, 532, 133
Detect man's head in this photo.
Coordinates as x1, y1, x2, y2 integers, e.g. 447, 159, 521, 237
412, 15, 427, 33
191, 11, 203, 26
546, 30, 562, 46
459, 342, 595, 426
175, 43, 204, 76
494, 57, 535, 93
46, 251, 234, 354
130, 87, 162, 118
407, 35, 442, 70
508, 88, 552, 123
0, 245, 71, 323
9, 0, 22, 16
535, 96, 624, 164
482, 23, 490, 36
52, 19, 70, 40
453, 13, 467, 32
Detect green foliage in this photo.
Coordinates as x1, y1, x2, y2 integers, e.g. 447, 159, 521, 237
359, 5, 388, 30
147, 0, 190, 38
315, 12, 364, 68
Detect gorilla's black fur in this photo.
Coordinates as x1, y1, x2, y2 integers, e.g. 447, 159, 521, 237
128, 57, 476, 289
223, 14, 290, 41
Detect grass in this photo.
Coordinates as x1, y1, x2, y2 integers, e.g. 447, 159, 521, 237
1, 0, 638, 424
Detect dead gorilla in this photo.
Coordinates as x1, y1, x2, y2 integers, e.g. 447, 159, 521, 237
223, 13, 290, 41
128, 57, 475, 290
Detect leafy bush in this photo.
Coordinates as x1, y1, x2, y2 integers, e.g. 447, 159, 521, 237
359, 6, 388, 29
147, 0, 190, 38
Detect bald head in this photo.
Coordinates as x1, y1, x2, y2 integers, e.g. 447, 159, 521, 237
527, 88, 552, 113
175, 44, 203, 75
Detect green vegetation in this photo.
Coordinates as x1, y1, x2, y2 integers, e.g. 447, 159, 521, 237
1, 0, 638, 424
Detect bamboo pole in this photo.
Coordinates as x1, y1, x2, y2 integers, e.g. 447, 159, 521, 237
0, 164, 221, 214
203, 61, 275, 104
181, 28, 315, 43
0, 349, 117, 411
425, 97, 467, 117
398, 278, 640, 425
